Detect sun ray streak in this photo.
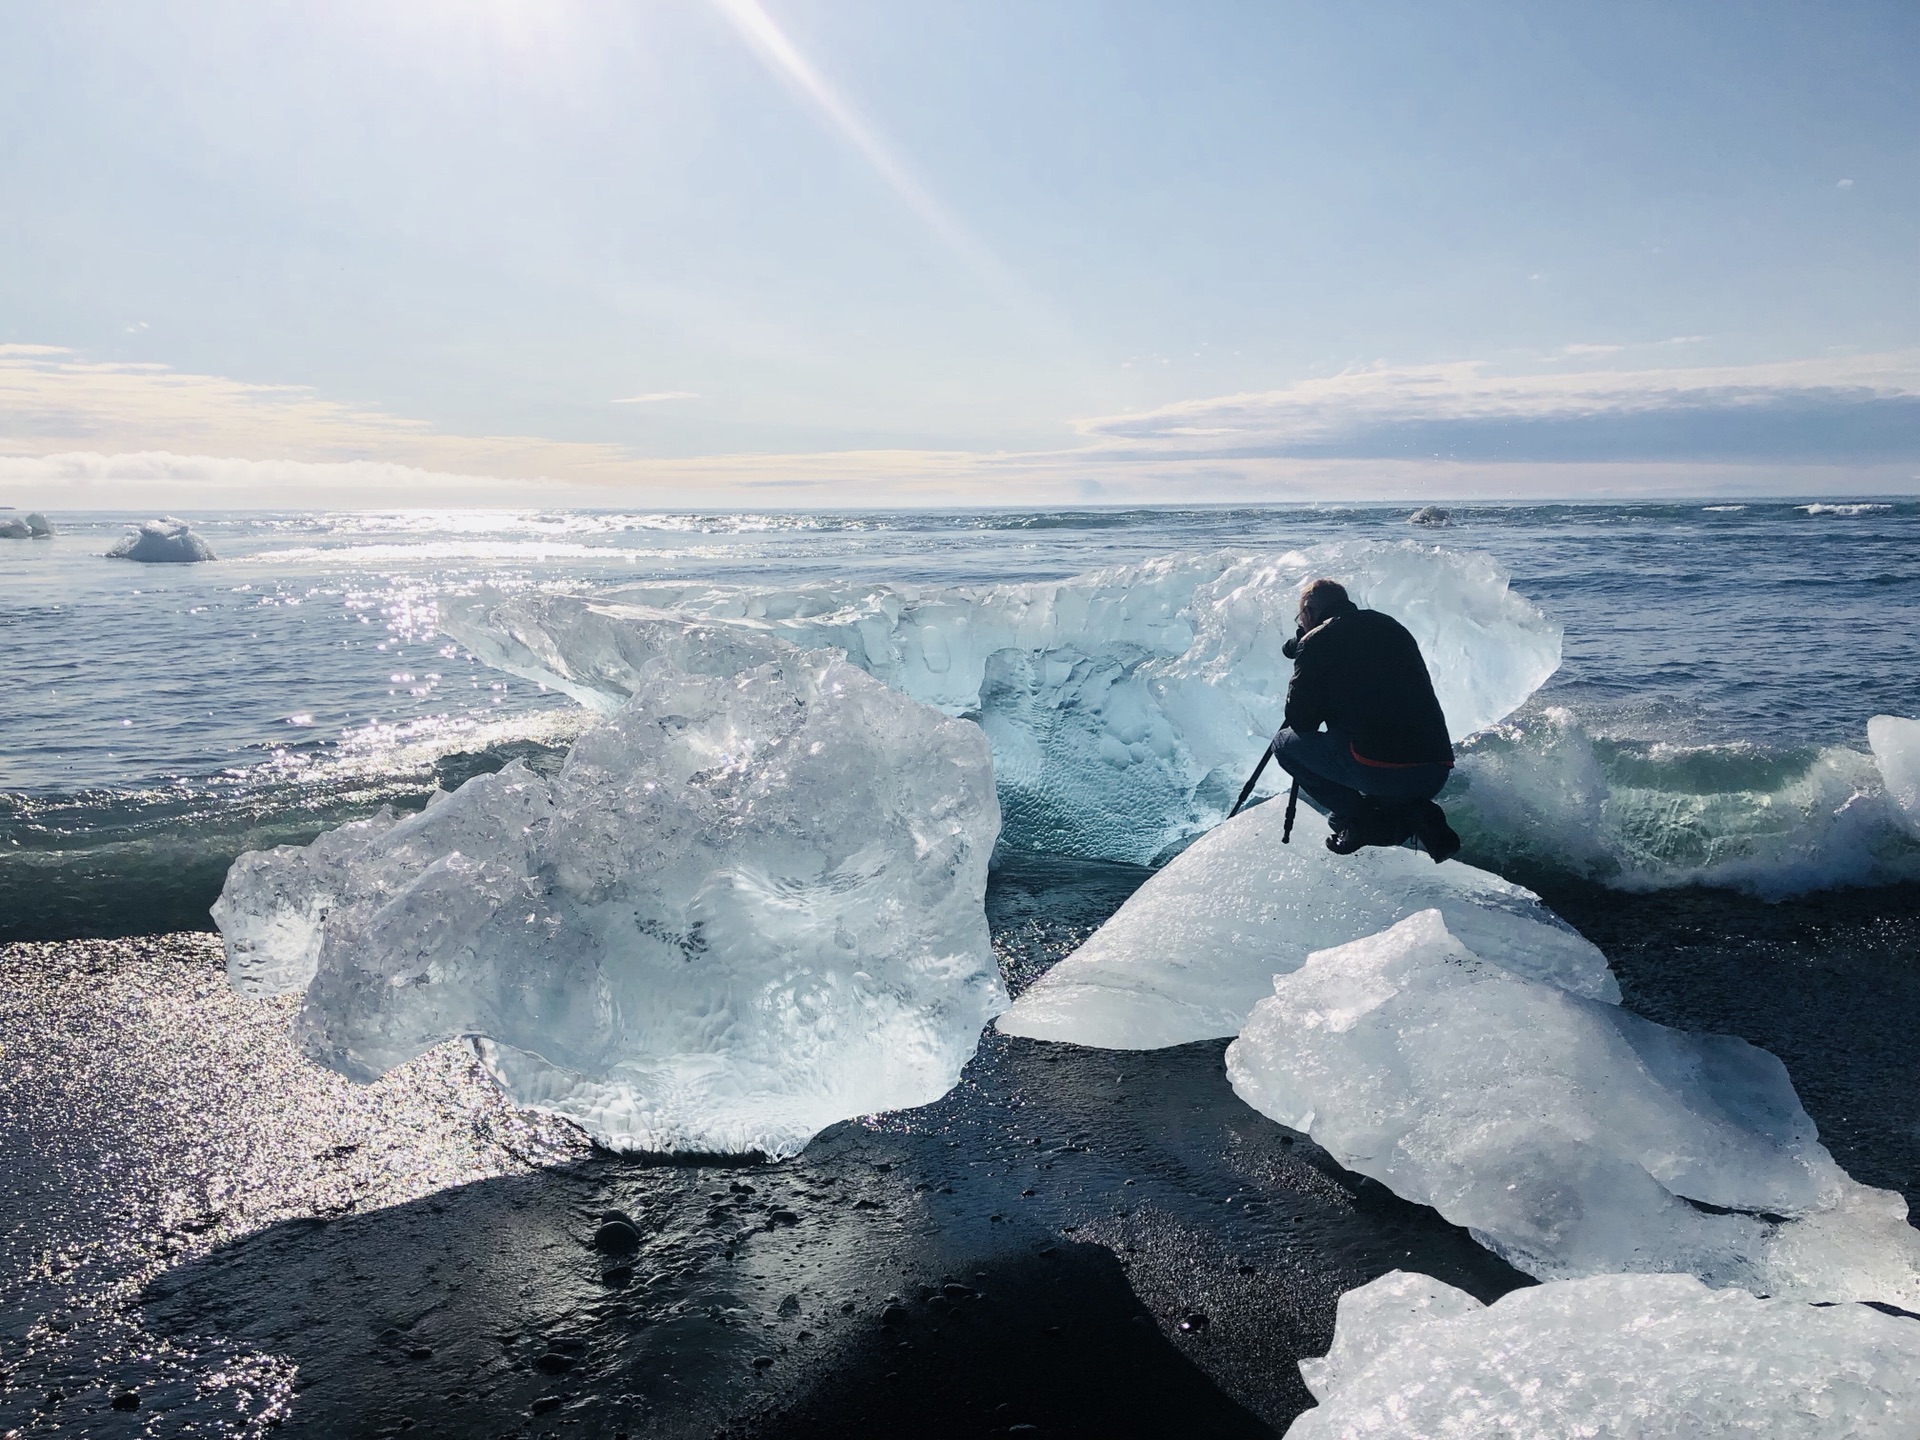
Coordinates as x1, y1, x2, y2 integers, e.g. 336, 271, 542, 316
706, 0, 1031, 313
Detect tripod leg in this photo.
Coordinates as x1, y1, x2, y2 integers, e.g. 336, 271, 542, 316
1227, 743, 1274, 818
1281, 776, 1300, 843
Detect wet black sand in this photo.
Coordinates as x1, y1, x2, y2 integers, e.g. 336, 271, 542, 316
4, 862, 1918, 1438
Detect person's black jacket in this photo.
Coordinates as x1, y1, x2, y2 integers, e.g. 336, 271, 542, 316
1282, 606, 1454, 765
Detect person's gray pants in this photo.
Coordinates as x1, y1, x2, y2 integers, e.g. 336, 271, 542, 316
1269, 726, 1450, 828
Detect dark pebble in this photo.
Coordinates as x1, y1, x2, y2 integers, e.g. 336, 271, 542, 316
768, 1209, 800, 1226
1177, 1312, 1210, 1335
533, 1352, 577, 1375
530, 1395, 563, 1415
592, 1219, 641, 1255
751, 1356, 774, 1369
941, 1283, 975, 1301
111, 1389, 141, 1411
880, 1303, 909, 1328
602, 1265, 634, 1288
407, 1345, 434, 1360
778, 1293, 800, 1316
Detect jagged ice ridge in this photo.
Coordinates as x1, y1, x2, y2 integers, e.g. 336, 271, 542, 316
441, 542, 1560, 865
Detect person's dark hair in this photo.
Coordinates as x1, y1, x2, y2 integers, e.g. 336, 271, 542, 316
1298, 578, 1355, 627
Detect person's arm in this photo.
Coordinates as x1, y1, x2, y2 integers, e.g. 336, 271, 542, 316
1282, 627, 1332, 733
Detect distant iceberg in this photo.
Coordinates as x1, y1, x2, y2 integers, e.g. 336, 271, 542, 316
1870, 714, 1920, 839
0, 510, 52, 538
996, 796, 1614, 1049
107, 516, 216, 563
1406, 504, 1451, 526
1290, 1269, 1920, 1439
444, 542, 1561, 864
213, 638, 1004, 1159
1227, 910, 1920, 1305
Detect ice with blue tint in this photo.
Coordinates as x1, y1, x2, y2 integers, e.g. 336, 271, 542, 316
996, 796, 1616, 1049
1227, 910, 1920, 1305
1444, 707, 1920, 896
212, 639, 1004, 1159
443, 542, 1561, 864
1871, 714, 1920, 839
105, 516, 217, 562
1289, 1269, 1920, 1439
0, 511, 52, 538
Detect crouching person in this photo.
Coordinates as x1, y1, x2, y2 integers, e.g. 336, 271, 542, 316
1271, 578, 1463, 861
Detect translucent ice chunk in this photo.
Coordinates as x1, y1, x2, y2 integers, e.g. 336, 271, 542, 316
1227, 910, 1920, 1304
106, 516, 216, 563
995, 796, 1615, 1049
1870, 714, 1920, 839
1290, 1269, 1920, 1439
443, 542, 1560, 863
213, 644, 1004, 1159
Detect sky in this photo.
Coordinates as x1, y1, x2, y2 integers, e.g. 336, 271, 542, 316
2, 0, 1916, 509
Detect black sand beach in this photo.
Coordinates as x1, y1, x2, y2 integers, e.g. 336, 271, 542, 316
5, 858, 1918, 1438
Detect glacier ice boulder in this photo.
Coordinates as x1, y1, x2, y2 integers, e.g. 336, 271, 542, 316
996, 795, 1615, 1049
107, 516, 216, 563
0, 510, 52, 539
1871, 714, 1920, 840
211, 642, 1005, 1159
1227, 910, 1920, 1305
1289, 1269, 1920, 1439
442, 542, 1560, 864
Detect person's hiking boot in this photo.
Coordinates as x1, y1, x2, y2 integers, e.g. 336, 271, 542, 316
1326, 802, 1404, 854
1411, 801, 1462, 863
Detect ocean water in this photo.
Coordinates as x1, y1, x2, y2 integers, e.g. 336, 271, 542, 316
6, 501, 1920, 1437
3, 501, 1918, 939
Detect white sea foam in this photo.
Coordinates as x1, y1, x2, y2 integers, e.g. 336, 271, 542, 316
213, 638, 1004, 1159
1227, 911, 1920, 1304
443, 543, 1561, 864
1798, 502, 1892, 516
1289, 1270, 1920, 1439
1448, 707, 1920, 895
996, 796, 1614, 1049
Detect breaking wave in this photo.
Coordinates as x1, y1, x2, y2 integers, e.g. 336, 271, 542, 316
1447, 707, 1920, 896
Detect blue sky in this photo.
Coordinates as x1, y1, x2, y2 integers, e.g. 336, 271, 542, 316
2, 0, 1915, 507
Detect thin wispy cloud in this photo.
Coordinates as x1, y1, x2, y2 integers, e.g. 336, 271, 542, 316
1076, 354, 1920, 465
5, 344, 1916, 510
611, 391, 700, 405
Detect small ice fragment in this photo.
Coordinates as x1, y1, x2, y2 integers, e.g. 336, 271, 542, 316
1869, 714, 1920, 839
1290, 1270, 1920, 1438
996, 798, 1615, 1049
1227, 910, 1920, 1305
106, 517, 216, 563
